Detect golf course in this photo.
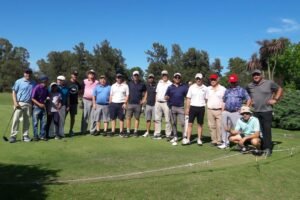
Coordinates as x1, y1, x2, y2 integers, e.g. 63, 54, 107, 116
0, 92, 299, 200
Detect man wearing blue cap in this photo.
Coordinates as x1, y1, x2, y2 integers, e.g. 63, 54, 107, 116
31, 75, 49, 141
9, 68, 36, 143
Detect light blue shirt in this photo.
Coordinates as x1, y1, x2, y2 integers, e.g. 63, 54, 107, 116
93, 84, 111, 105
235, 116, 261, 136
12, 77, 36, 103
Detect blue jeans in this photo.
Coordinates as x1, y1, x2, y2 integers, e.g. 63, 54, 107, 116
32, 106, 47, 138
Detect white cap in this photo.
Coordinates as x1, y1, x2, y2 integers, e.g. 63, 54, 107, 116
57, 75, 66, 81
173, 72, 181, 77
50, 82, 58, 88
195, 73, 203, 79
88, 69, 96, 74
133, 70, 140, 75
161, 70, 168, 75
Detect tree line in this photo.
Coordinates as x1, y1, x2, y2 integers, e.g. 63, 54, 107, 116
1, 37, 300, 91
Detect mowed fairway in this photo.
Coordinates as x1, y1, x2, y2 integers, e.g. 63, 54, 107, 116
0, 92, 299, 200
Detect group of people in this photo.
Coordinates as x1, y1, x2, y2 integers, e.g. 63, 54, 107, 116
9, 67, 282, 156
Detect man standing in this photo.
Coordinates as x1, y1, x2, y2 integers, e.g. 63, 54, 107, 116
165, 73, 189, 145
109, 73, 129, 137
206, 74, 226, 146
143, 74, 156, 137
126, 71, 146, 137
92, 75, 111, 136
67, 70, 82, 136
81, 69, 99, 134
31, 75, 49, 141
57, 75, 69, 137
184, 73, 207, 145
246, 69, 283, 156
218, 74, 251, 149
9, 68, 36, 143
153, 70, 172, 140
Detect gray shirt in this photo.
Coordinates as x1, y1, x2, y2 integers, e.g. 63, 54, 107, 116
246, 79, 279, 112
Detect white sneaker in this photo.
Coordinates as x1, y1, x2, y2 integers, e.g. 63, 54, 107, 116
143, 132, 149, 137
172, 141, 178, 146
23, 136, 31, 142
218, 143, 228, 149
170, 137, 178, 143
182, 138, 190, 145
197, 138, 203, 146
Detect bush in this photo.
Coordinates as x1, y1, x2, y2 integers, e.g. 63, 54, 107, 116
272, 89, 300, 130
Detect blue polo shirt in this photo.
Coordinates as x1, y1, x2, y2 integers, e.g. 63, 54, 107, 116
12, 77, 36, 103
235, 116, 261, 136
223, 86, 250, 112
128, 81, 146, 104
165, 83, 189, 107
59, 85, 69, 106
93, 84, 111, 105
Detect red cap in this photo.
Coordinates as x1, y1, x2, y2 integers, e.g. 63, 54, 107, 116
209, 74, 218, 80
228, 74, 238, 83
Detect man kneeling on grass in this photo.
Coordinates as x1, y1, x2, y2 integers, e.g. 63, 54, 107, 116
228, 106, 261, 154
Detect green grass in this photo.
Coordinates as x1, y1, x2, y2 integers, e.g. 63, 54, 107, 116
0, 92, 299, 200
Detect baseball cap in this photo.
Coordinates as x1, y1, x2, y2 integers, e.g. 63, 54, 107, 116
39, 75, 48, 82
24, 68, 33, 74
99, 75, 106, 79
252, 69, 262, 75
148, 73, 154, 78
88, 69, 96, 74
57, 75, 66, 81
50, 82, 58, 88
209, 74, 218, 80
161, 70, 168, 75
195, 73, 203, 79
240, 106, 252, 114
133, 70, 140, 76
116, 73, 123, 77
173, 72, 181, 77
228, 74, 238, 83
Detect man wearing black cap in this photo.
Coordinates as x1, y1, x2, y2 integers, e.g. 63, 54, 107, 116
246, 69, 283, 156
9, 68, 36, 143
31, 75, 49, 141
66, 70, 82, 136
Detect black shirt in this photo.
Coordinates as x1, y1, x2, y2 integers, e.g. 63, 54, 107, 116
146, 83, 156, 106
68, 80, 81, 105
128, 81, 147, 104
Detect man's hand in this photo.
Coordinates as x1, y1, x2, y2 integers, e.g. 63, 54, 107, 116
238, 137, 246, 147
267, 99, 277, 105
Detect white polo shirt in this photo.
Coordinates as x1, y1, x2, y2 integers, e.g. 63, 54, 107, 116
206, 84, 226, 109
110, 82, 129, 103
156, 80, 172, 102
186, 83, 207, 107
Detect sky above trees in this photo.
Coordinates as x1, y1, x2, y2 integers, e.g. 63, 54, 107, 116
1, 0, 300, 71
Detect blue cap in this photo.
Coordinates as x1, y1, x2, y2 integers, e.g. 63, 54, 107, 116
39, 75, 48, 82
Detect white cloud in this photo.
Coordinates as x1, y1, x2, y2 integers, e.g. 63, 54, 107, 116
267, 18, 300, 34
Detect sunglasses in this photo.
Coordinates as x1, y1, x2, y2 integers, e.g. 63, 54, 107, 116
242, 112, 251, 115
196, 78, 202, 81
174, 76, 181, 79
210, 79, 217, 81
252, 73, 261, 77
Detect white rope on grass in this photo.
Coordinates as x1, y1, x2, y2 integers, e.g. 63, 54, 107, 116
0, 146, 299, 185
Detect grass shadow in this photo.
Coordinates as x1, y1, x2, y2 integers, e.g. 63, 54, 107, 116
0, 163, 60, 200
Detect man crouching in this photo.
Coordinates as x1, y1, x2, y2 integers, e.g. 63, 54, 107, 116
229, 106, 261, 154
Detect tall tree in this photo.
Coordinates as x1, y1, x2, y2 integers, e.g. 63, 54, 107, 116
210, 58, 223, 76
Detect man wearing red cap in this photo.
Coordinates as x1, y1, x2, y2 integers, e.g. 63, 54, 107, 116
206, 74, 226, 146
218, 74, 251, 149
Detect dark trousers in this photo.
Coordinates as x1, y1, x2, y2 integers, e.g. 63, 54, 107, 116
254, 111, 273, 150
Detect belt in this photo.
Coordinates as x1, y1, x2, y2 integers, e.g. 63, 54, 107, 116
209, 108, 222, 110
83, 97, 92, 101
157, 101, 166, 103
225, 110, 238, 113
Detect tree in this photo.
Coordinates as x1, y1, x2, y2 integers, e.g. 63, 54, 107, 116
224, 57, 250, 87
169, 44, 184, 75
210, 58, 223, 76
256, 38, 289, 80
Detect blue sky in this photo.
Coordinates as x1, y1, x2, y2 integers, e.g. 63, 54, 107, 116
1, 0, 300, 72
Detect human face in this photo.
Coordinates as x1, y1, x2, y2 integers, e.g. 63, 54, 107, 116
57, 79, 64, 86
162, 74, 168, 81
242, 112, 251, 121
148, 77, 154, 84
195, 78, 202, 86
252, 73, 262, 83
116, 76, 123, 84
71, 74, 78, 81
173, 75, 181, 84
88, 73, 95, 80
99, 77, 107, 85
210, 79, 218, 87
24, 72, 32, 80
133, 74, 139, 81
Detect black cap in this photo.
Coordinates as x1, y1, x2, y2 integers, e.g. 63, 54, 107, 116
72, 70, 79, 76
24, 68, 33, 74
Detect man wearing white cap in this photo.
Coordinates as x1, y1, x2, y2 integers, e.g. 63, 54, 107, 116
184, 73, 208, 145
153, 70, 172, 139
56, 75, 69, 137
126, 70, 146, 137
81, 69, 99, 134
165, 72, 189, 145
229, 106, 261, 153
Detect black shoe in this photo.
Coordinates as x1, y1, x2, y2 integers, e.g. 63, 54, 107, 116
133, 131, 139, 137
166, 136, 172, 141
40, 137, 48, 141
108, 132, 115, 137
33, 137, 40, 141
240, 146, 249, 154
119, 132, 125, 138
102, 131, 107, 137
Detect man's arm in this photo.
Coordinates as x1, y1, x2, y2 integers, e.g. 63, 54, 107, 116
12, 90, 20, 108
185, 98, 191, 115
268, 86, 283, 105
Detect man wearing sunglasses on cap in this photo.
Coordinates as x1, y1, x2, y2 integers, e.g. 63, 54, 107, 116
228, 106, 261, 154
165, 72, 189, 145
246, 69, 283, 157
